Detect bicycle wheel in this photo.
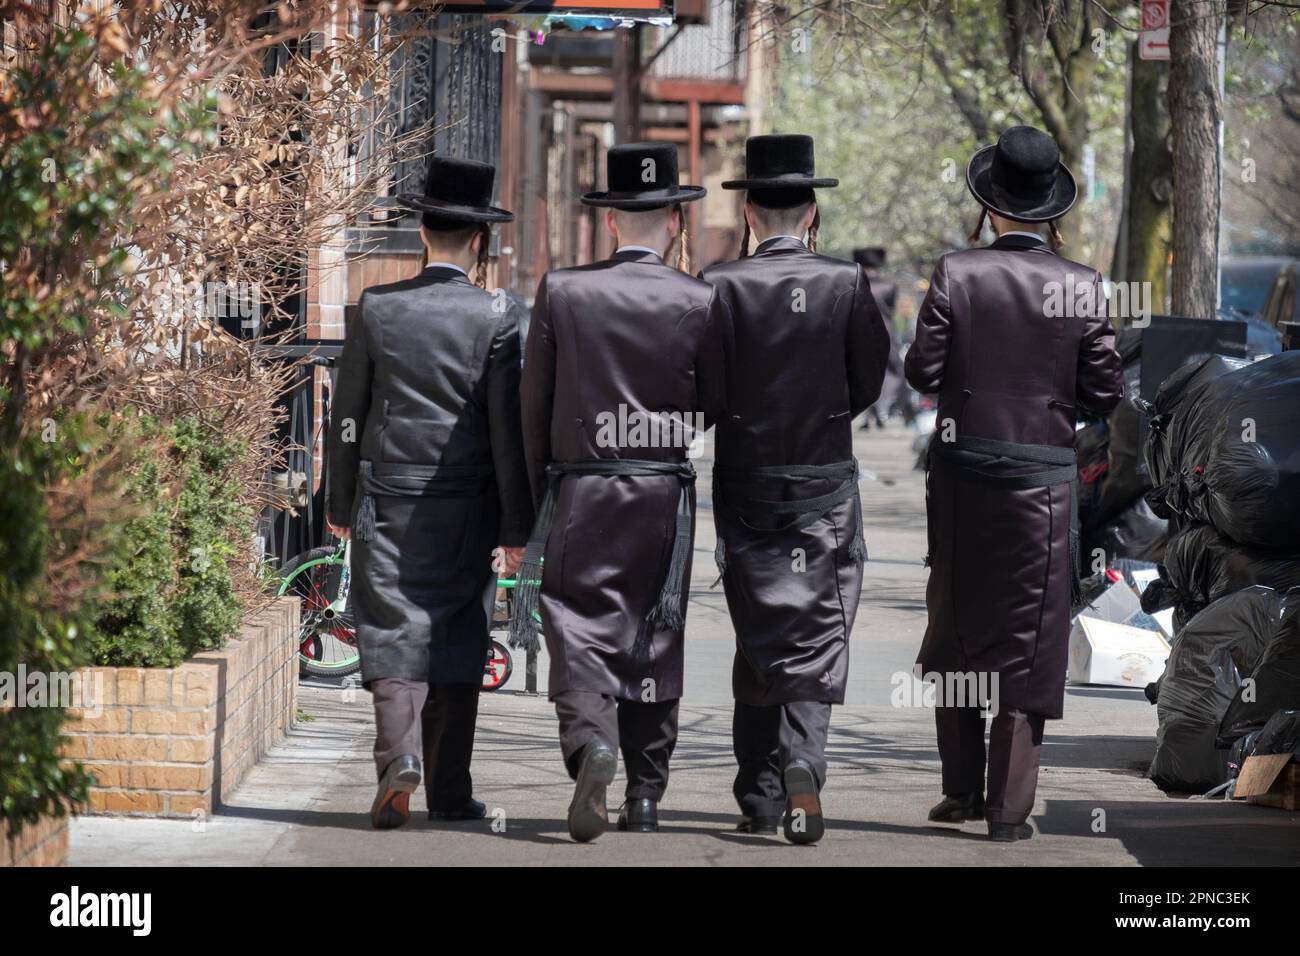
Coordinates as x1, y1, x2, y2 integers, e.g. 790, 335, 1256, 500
483, 639, 512, 692
278, 545, 362, 679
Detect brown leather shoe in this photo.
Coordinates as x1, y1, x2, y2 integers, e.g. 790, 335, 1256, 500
371, 755, 421, 830
567, 742, 616, 843
782, 760, 824, 845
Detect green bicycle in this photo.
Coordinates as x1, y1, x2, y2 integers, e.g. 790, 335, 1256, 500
277, 540, 539, 689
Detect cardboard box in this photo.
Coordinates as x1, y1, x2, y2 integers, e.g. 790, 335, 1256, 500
1234, 755, 1300, 810
1068, 616, 1171, 687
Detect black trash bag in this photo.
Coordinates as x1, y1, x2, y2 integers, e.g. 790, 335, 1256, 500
1248, 709, 1300, 757
1088, 497, 1169, 564
1217, 603, 1300, 747
1145, 523, 1300, 630
1144, 355, 1250, 520
1076, 416, 1111, 529
1149, 586, 1289, 793
1196, 352, 1300, 550
1144, 352, 1300, 547
1093, 352, 1150, 525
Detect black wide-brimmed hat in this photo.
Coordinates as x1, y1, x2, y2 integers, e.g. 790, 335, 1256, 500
398, 155, 514, 223
853, 247, 887, 269
966, 126, 1077, 223
722, 134, 838, 191
581, 142, 706, 210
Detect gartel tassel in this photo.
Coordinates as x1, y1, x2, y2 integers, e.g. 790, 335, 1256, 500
354, 461, 377, 542
846, 487, 868, 564
646, 487, 691, 632
711, 536, 726, 588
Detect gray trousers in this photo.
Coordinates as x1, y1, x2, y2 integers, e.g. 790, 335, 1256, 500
371, 677, 481, 812
732, 700, 832, 818
554, 691, 680, 801
936, 705, 1045, 825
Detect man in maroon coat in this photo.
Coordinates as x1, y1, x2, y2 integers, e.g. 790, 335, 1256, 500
512, 142, 726, 843
905, 127, 1123, 842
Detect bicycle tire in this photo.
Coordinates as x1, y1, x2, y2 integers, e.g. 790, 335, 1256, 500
278, 546, 362, 679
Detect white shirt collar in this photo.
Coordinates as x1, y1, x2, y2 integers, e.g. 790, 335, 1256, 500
756, 234, 807, 248
615, 245, 663, 258
999, 231, 1045, 243
426, 261, 468, 276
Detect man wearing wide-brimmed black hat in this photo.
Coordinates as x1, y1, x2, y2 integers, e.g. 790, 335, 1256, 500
326, 156, 535, 830
852, 247, 906, 429
703, 134, 892, 844
511, 142, 726, 842
905, 126, 1122, 842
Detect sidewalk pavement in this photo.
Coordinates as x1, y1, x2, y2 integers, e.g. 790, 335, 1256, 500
70, 426, 1300, 866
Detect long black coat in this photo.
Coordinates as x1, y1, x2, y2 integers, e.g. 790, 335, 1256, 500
521, 249, 726, 702
327, 266, 534, 686
702, 237, 891, 706
904, 234, 1123, 718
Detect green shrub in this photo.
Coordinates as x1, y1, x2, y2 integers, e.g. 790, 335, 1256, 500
89, 415, 251, 668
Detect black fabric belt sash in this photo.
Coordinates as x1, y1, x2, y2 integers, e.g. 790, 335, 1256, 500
507, 457, 697, 654
712, 459, 867, 579
926, 435, 1081, 606
353, 460, 495, 541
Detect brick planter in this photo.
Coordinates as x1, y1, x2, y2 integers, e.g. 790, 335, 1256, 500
62, 597, 299, 817
1, 813, 69, 867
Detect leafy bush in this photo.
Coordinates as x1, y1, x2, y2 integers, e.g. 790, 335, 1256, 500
90, 415, 250, 667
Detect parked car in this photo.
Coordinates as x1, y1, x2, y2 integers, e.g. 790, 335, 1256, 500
1220, 256, 1295, 319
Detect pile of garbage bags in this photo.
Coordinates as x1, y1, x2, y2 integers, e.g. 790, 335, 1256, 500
1149, 586, 1300, 793
1077, 328, 1170, 564
1139, 351, 1300, 793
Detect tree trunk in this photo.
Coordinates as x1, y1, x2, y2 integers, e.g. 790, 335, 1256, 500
1123, 44, 1173, 314
1167, 0, 1222, 318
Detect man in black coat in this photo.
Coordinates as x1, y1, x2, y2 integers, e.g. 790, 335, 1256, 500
512, 142, 727, 842
327, 157, 534, 830
905, 127, 1123, 842
853, 247, 909, 428
703, 134, 892, 844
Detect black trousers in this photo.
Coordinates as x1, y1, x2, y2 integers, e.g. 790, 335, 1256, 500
733, 700, 832, 818
371, 677, 480, 812
554, 691, 679, 801
935, 705, 1045, 825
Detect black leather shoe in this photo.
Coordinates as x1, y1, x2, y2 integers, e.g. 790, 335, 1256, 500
782, 760, 824, 845
429, 798, 487, 821
617, 797, 659, 832
567, 742, 617, 843
371, 755, 421, 830
988, 821, 1035, 843
928, 792, 985, 823
736, 815, 780, 835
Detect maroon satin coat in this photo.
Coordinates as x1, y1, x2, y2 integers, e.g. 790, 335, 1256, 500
702, 236, 891, 706
521, 249, 727, 702
904, 234, 1123, 718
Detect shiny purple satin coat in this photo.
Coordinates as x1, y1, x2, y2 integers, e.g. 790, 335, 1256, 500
520, 249, 727, 702
905, 234, 1123, 718
703, 237, 892, 706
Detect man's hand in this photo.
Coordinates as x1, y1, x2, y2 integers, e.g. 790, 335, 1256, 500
495, 545, 525, 576
326, 519, 351, 541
